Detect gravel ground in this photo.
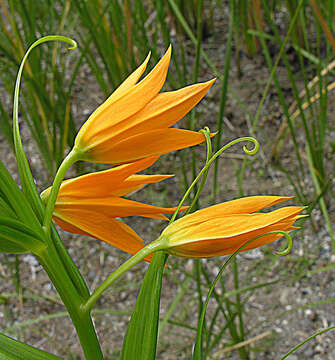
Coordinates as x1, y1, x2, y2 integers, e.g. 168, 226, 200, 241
1, 7, 335, 359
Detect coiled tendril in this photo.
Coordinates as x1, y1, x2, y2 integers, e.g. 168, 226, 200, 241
170, 132, 260, 223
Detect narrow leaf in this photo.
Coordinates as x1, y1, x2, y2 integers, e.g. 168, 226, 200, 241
0, 160, 41, 230
0, 216, 45, 254
121, 252, 168, 360
0, 333, 62, 360
12, 36, 76, 220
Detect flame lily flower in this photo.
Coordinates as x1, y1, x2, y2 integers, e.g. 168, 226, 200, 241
41, 157, 185, 260
158, 196, 304, 258
72, 46, 215, 164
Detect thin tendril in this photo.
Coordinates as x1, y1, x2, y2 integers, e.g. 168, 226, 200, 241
200, 127, 212, 162
12, 36, 77, 219
194, 229, 292, 354
280, 326, 335, 360
269, 230, 293, 256
185, 127, 212, 215
169, 135, 259, 224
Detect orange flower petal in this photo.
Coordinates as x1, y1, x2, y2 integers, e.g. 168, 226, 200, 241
55, 196, 185, 219
90, 79, 215, 142
160, 198, 304, 258
55, 156, 160, 199
110, 174, 174, 197
86, 128, 214, 164
108, 53, 151, 100
76, 47, 171, 148
54, 213, 153, 262
70, 45, 215, 165
180, 195, 292, 223
42, 153, 182, 261
177, 215, 299, 258
165, 206, 302, 245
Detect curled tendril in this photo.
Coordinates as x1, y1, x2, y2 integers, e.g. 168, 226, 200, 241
66, 39, 78, 50
242, 137, 259, 155
199, 127, 212, 162
169, 133, 260, 224
14, 35, 78, 154
199, 126, 210, 134
215, 136, 259, 158
272, 230, 293, 256
12, 35, 78, 231
207, 136, 259, 166
252, 230, 293, 256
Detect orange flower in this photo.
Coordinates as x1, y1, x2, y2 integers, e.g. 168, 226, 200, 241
73, 46, 215, 164
41, 157, 185, 260
159, 196, 304, 258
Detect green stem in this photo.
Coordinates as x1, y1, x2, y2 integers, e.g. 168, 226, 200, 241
170, 136, 259, 224
43, 149, 80, 235
83, 239, 167, 313
38, 247, 104, 360
186, 128, 212, 215
280, 326, 335, 360
233, 258, 248, 359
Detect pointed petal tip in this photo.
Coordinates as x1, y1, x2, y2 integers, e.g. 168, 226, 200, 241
161, 45, 172, 63
196, 78, 216, 92
143, 51, 151, 66
206, 78, 216, 87
160, 174, 175, 179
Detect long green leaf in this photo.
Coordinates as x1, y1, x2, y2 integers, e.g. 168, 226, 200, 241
0, 160, 41, 230
12, 36, 76, 220
10, 36, 90, 298
0, 333, 62, 360
121, 252, 168, 360
0, 216, 45, 254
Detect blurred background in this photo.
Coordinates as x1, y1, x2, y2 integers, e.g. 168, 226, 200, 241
0, 0, 335, 359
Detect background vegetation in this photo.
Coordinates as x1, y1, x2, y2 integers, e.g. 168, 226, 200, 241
0, 0, 335, 358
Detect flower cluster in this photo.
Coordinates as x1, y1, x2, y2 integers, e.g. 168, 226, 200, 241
73, 46, 215, 165
41, 157, 186, 261
159, 196, 303, 258
43, 47, 303, 261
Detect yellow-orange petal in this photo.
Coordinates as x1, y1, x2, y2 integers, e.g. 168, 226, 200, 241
172, 215, 300, 257
76, 47, 171, 148
110, 174, 174, 197
53, 156, 160, 199
85, 128, 214, 164
161, 202, 304, 258
88, 53, 151, 123
167, 196, 293, 229
90, 79, 216, 142
55, 196, 186, 219
165, 207, 302, 245
180, 213, 300, 258
109, 52, 151, 100
54, 213, 153, 262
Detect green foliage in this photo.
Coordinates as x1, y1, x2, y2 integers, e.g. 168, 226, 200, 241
121, 252, 168, 360
0, 217, 45, 254
0, 0, 79, 176
0, 333, 62, 360
0, 0, 335, 359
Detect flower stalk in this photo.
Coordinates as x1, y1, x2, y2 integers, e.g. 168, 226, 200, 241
83, 239, 168, 313
42, 149, 81, 235
170, 136, 259, 223
37, 246, 104, 359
